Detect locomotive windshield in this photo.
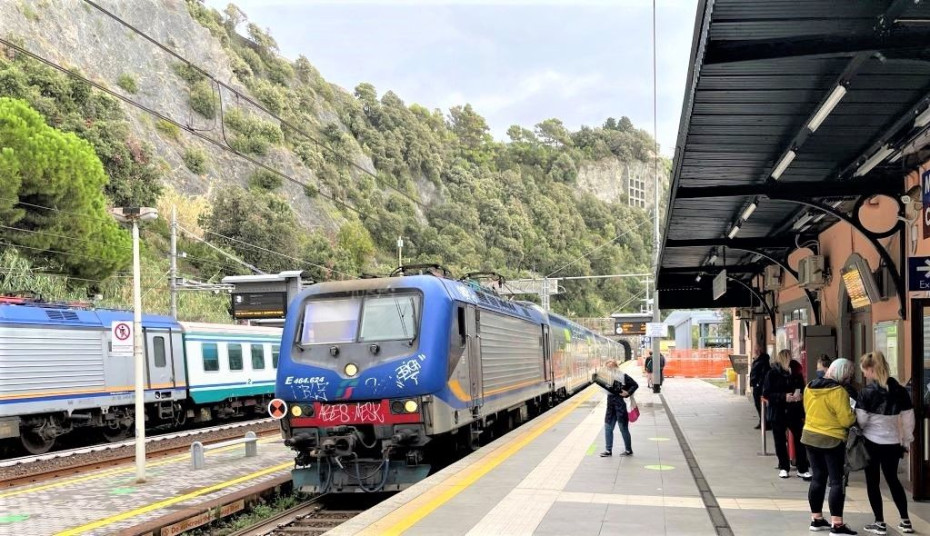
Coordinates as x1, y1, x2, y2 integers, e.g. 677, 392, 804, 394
300, 293, 420, 345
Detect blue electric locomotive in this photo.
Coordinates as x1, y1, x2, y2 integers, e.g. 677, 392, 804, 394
276, 273, 622, 493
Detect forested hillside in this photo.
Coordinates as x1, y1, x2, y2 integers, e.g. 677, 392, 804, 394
0, 0, 668, 320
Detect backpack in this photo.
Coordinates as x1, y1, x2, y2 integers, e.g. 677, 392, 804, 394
846, 425, 870, 472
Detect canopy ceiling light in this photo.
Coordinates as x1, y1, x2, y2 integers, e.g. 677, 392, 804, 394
750, 254, 763, 262
807, 85, 847, 132
792, 213, 813, 230
854, 145, 895, 177
811, 213, 826, 223
916, 105, 930, 128
695, 274, 702, 282
740, 201, 758, 221
708, 253, 718, 264
727, 225, 740, 239
771, 150, 797, 180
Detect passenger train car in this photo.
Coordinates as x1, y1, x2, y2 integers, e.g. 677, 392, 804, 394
275, 273, 623, 493
0, 300, 281, 454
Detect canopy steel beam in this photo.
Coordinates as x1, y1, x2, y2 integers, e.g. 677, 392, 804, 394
674, 179, 898, 200
664, 237, 798, 249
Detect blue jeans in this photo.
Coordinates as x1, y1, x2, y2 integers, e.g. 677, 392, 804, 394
605, 415, 631, 453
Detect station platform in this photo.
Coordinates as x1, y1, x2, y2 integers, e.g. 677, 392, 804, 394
0, 432, 292, 535
332, 365, 930, 536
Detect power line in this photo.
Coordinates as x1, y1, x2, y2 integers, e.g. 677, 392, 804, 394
0, 223, 133, 252
79, 0, 429, 215
176, 225, 266, 275
545, 210, 654, 278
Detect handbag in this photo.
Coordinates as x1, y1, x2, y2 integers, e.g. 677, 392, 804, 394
845, 425, 870, 472
627, 395, 640, 423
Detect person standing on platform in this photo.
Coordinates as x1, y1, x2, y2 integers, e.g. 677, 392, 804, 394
600, 360, 639, 457
802, 358, 857, 535
763, 349, 811, 480
817, 355, 833, 379
750, 346, 772, 429
644, 350, 665, 389
858, 351, 915, 535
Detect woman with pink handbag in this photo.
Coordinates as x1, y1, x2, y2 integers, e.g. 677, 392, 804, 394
599, 361, 639, 457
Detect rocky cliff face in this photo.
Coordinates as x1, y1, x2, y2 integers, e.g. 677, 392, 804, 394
0, 0, 362, 231
576, 157, 658, 207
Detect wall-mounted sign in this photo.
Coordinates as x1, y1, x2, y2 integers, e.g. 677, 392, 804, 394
908, 256, 930, 292
646, 322, 667, 338
712, 270, 727, 300
922, 169, 930, 239
614, 321, 647, 336
231, 292, 287, 319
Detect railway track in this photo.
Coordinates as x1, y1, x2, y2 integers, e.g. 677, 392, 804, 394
228, 496, 363, 536
0, 419, 280, 488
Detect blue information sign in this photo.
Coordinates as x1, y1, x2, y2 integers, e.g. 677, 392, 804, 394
908, 256, 930, 291
923, 169, 930, 239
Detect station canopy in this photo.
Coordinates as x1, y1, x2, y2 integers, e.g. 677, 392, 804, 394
658, 0, 930, 311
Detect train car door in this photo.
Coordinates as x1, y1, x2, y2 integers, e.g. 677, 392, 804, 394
144, 329, 176, 389
465, 305, 483, 414
542, 324, 553, 389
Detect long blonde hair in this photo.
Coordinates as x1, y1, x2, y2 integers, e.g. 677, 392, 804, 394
860, 351, 890, 388
774, 349, 791, 371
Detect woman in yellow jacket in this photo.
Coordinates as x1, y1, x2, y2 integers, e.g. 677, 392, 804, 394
802, 358, 857, 535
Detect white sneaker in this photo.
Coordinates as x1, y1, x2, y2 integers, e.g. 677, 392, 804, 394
797, 471, 812, 479
779, 469, 789, 478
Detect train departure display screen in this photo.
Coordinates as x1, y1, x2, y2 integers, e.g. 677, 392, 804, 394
842, 265, 872, 309
231, 292, 287, 319
615, 322, 647, 335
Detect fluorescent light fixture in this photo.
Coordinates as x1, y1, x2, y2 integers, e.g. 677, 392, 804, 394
854, 145, 895, 177
695, 274, 702, 282
889, 151, 903, 163
916, 106, 930, 128
830, 200, 844, 208
771, 150, 797, 180
727, 225, 740, 239
799, 224, 811, 233
792, 213, 813, 230
808, 85, 847, 132
812, 213, 826, 223
740, 201, 758, 221
709, 253, 718, 264
750, 254, 763, 262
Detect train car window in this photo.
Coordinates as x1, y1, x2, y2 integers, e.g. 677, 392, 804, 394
301, 297, 362, 344
153, 336, 166, 368
251, 344, 266, 370
456, 305, 466, 347
228, 344, 243, 371
272, 345, 280, 369
203, 343, 219, 372
359, 294, 420, 342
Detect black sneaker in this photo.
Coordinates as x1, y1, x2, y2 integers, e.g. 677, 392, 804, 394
831, 524, 857, 535
810, 518, 830, 532
619, 451, 633, 456
863, 522, 886, 535
599, 451, 612, 457
898, 520, 914, 534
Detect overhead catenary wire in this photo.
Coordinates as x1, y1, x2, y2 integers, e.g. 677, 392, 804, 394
545, 209, 655, 278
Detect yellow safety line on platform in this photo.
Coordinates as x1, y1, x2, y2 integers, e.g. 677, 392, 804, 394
361, 385, 598, 536
0, 437, 278, 499
54, 460, 293, 536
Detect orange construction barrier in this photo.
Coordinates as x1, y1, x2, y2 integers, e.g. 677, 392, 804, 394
637, 349, 733, 379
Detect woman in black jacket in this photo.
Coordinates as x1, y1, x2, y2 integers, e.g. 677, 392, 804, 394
600, 361, 639, 457
763, 349, 810, 480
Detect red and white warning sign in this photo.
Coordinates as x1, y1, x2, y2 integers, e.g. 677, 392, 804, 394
268, 398, 288, 420
111, 321, 133, 355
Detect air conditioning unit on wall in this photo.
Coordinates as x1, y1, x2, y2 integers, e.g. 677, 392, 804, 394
764, 265, 782, 291
798, 255, 826, 290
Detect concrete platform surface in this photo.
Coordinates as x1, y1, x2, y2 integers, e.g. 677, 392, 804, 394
0, 434, 292, 535
330, 365, 930, 536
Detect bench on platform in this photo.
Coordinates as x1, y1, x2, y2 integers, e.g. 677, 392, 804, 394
191, 431, 258, 469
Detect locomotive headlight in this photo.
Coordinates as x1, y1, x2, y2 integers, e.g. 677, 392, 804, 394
344, 363, 359, 377
291, 405, 303, 417
404, 400, 418, 413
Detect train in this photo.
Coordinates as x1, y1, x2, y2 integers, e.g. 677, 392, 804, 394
0, 297, 281, 454
275, 272, 624, 493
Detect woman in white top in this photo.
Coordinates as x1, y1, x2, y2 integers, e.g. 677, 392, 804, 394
856, 351, 915, 535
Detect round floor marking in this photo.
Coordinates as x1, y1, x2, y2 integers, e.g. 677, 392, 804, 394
110, 487, 137, 495
0, 514, 30, 524
647, 437, 671, 441
644, 464, 675, 471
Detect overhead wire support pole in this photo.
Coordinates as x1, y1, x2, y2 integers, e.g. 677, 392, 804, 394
651, 0, 663, 393
170, 205, 178, 319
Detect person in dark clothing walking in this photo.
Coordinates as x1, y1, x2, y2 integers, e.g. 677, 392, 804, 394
600, 361, 639, 457
749, 346, 771, 429
763, 349, 810, 480
858, 351, 915, 535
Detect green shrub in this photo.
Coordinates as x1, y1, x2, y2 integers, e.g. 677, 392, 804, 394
116, 73, 138, 94
224, 108, 283, 156
189, 80, 216, 119
155, 119, 180, 140
248, 169, 283, 191
172, 62, 205, 84
183, 147, 208, 174
303, 183, 318, 198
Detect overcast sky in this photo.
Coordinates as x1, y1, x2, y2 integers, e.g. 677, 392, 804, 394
205, 0, 698, 156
